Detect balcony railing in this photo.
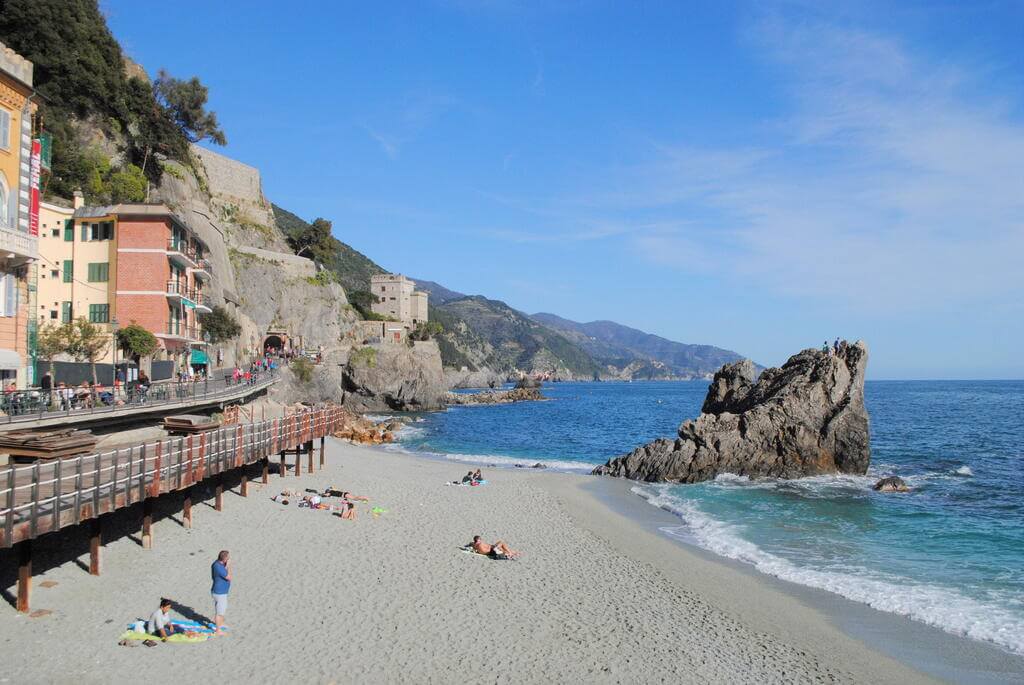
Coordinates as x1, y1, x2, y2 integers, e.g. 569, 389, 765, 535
192, 258, 213, 279
166, 239, 198, 266
167, 281, 211, 309
165, 321, 203, 341
0, 223, 39, 263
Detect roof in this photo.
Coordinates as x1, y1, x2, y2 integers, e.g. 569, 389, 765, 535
74, 204, 208, 250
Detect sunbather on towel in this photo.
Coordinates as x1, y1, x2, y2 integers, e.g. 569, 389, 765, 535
147, 598, 177, 641
471, 536, 520, 559
339, 501, 357, 520
461, 471, 475, 484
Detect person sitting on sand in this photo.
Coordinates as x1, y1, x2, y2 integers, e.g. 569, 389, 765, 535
147, 598, 177, 641
461, 471, 475, 484
471, 535, 520, 559
472, 469, 483, 482
338, 500, 357, 520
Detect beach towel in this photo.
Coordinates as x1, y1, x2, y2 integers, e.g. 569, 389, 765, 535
125, 619, 228, 635
118, 630, 208, 644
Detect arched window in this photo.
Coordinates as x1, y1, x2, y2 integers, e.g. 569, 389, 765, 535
0, 173, 8, 228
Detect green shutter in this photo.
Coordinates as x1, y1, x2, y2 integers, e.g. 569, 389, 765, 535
63, 220, 73, 241
87, 262, 109, 282
61, 302, 71, 323
62, 260, 73, 283
88, 304, 109, 323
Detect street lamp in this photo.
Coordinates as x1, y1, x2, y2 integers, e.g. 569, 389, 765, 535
203, 330, 211, 394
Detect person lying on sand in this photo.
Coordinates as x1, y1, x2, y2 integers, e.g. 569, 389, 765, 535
323, 488, 370, 501
471, 535, 520, 559
147, 598, 177, 641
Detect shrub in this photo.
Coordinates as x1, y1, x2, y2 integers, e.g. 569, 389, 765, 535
349, 347, 377, 368
199, 305, 241, 343
291, 357, 313, 384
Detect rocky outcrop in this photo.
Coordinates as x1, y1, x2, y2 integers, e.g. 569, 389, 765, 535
593, 342, 870, 483
341, 342, 446, 412
514, 376, 542, 390
444, 367, 505, 390
444, 387, 544, 405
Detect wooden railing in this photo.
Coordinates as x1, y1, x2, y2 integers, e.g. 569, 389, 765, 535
0, 405, 344, 549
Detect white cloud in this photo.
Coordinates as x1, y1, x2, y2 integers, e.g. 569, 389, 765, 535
595, 17, 1024, 313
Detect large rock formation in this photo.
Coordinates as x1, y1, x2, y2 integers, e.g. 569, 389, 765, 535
444, 387, 543, 405
593, 342, 870, 482
340, 342, 446, 412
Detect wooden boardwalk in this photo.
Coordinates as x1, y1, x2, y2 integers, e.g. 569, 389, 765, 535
0, 405, 343, 612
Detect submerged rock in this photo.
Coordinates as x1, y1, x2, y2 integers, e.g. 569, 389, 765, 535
593, 341, 871, 483
873, 476, 910, 492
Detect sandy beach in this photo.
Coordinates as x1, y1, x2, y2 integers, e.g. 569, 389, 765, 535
0, 438, 939, 684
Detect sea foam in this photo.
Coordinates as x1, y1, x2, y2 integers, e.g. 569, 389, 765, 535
631, 484, 1024, 656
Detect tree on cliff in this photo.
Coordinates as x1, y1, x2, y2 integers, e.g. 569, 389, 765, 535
199, 306, 242, 344
154, 70, 227, 146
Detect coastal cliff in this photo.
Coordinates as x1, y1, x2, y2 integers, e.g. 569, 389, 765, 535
341, 342, 446, 412
594, 342, 870, 482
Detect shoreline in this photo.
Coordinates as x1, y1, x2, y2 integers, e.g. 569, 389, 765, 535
1, 438, 1020, 683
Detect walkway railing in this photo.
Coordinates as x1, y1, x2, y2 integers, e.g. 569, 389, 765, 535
0, 375, 276, 425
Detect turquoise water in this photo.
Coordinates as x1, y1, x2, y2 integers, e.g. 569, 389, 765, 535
390, 380, 1024, 655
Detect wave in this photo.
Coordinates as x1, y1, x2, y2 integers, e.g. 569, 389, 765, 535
956, 465, 974, 477
383, 442, 599, 474
632, 484, 1024, 656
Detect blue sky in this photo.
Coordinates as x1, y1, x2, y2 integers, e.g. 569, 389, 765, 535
103, 1, 1024, 379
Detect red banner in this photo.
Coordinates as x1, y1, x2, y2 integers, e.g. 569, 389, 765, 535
29, 138, 41, 237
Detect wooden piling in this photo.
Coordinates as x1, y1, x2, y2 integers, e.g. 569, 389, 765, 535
183, 489, 193, 529
89, 517, 101, 575
320, 436, 326, 467
16, 540, 31, 613
240, 471, 249, 497
295, 447, 302, 477
307, 441, 314, 473
142, 498, 154, 549
214, 476, 224, 511
279, 452, 286, 479
262, 458, 269, 484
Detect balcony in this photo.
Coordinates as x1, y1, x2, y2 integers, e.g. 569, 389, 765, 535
194, 292, 212, 313
161, 321, 204, 343
166, 239, 198, 268
192, 258, 212, 281
0, 223, 38, 266
166, 280, 187, 304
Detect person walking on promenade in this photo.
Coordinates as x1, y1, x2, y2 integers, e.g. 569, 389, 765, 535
211, 550, 232, 636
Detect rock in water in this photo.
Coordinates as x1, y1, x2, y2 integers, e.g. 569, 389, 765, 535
873, 476, 909, 492
593, 341, 871, 482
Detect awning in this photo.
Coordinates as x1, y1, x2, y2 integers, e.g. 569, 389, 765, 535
190, 349, 209, 365
0, 348, 21, 370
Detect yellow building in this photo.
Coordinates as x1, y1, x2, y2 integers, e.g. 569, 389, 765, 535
36, 192, 118, 364
0, 42, 38, 388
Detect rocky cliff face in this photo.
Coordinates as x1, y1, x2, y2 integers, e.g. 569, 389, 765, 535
594, 342, 870, 482
340, 342, 446, 412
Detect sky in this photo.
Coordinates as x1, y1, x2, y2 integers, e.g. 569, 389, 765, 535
102, 1, 1024, 379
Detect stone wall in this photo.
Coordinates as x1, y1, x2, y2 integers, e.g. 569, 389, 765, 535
191, 145, 277, 236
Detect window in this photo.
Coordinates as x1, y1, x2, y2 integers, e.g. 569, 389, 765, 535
0, 108, 9, 151
0, 273, 18, 317
49, 310, 57, 320
82, 221, 114, 241
49, 270, 58, 278
87, 262, 109, 282
51, 229, 59, 238
0, 175, 7, 228
64, 220, 73, 242
62, 260, 73, 283
88, 304, 109, 323
61, 302, 72, 323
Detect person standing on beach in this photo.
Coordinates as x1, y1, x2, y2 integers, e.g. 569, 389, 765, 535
211, 550, 232, 636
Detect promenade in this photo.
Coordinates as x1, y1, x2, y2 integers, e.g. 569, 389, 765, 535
0, 405, 342, 613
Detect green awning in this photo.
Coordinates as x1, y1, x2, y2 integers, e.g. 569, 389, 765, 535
190, 349, 208, 365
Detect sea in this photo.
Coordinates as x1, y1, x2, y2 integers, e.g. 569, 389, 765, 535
386, 380, 1024, 657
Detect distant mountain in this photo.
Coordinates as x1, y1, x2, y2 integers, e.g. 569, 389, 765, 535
531, 312, 751, 379
432, 297, 602, 379
409, 278, 465, 304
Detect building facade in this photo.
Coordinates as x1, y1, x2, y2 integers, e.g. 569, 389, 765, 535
0, 42, 38, 388
370, 273, 428, 325
36, 202, 212, 373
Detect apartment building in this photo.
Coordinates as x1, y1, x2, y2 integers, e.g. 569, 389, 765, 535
0, 42, 38, 388
37, 201, 213, 372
